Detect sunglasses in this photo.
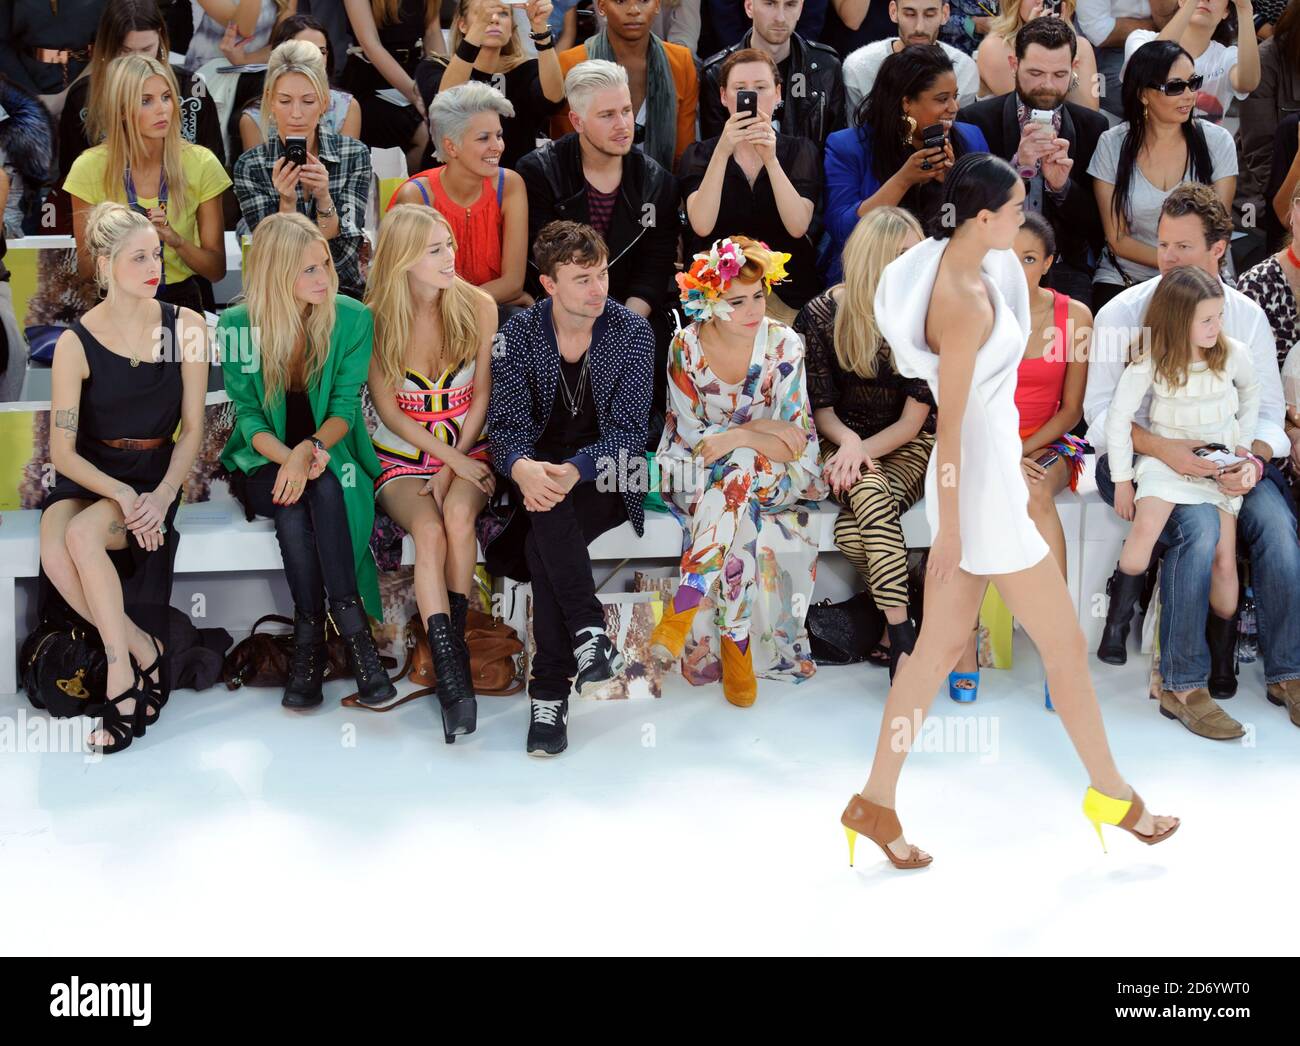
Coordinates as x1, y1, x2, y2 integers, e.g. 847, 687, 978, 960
1151, 74, 1205, 96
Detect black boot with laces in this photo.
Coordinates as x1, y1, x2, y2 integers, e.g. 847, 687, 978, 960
283, 608, 327, 710
527, 696, 569, 757
427, 613, 477, 742
328, 595, 396, 706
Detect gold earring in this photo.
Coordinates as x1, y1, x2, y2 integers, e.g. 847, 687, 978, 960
901, 113, 918, 143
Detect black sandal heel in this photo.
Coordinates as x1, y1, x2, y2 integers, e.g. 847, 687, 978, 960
133, 634, 169, 735
89, 682, 147, 755
886, 618, 918, 683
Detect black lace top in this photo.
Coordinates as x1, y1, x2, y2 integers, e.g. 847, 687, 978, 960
795, 290, 936, 441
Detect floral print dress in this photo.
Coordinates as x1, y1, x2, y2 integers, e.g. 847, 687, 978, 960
657, 318, 829, 681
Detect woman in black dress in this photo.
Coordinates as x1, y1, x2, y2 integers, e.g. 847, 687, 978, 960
343, 0, 442, 171
40, 202, 209, 754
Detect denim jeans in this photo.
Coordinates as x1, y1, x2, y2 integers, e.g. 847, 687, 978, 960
240, 463, 359, 614
1096, 453, 1300, 689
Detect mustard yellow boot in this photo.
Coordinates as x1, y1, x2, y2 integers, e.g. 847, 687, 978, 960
649, 602, 700, 664
721, 636, 757, 707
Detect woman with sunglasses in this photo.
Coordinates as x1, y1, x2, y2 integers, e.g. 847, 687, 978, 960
1120, 0, 1259, 123
1088, 39, 1237, 310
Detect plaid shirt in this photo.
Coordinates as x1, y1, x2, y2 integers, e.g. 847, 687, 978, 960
233, 127, 371, 296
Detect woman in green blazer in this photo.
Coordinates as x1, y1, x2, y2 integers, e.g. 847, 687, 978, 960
218, 213, 395, 710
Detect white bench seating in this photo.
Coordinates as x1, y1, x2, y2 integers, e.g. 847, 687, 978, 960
1, 489, 1132, 696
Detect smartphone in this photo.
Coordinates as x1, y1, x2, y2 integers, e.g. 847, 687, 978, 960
284, 135, 308, 166
736, 90, 758, 120
1030, 108, 1054, 130
1034, 449, 1060, 469
1041, 0, 1062, 17
919, 123, 946, 151
1194, 444, 1248, 468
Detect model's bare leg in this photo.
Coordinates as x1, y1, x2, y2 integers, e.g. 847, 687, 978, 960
860, 565, 989, 859
993, 555, 1179, 838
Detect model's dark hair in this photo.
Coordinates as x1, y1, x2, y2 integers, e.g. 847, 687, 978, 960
859, 45, 967, 186
534, 220, 608, 278
1018, 210, 1057, 257
1014, 16, 1077, 60
931, 153, 1020, 239
1112, 40, 1213, 233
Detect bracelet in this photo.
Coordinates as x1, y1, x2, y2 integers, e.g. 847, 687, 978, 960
456, 38, 482, 63
1249, 453, 1265, 482
529, 29, 553, 41
534, 36, 555, 51
316, 201, 336, 219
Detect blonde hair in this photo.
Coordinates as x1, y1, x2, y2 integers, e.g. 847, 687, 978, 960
259, 39, 333, 139
365, 204, 490, 391
1141, 266, 1229, 390
84, 201, 158, 296
450, 0, 527, 73
991, 0, 1077, 41
834, 207, 925, 378
95, 54, 189, 218
241, 213, 339, 407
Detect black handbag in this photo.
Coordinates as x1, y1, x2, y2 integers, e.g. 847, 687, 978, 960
806, 592, 886, 665
20, 617, 108, 718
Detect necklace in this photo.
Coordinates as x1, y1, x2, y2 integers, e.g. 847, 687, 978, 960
557, 350, 590, 417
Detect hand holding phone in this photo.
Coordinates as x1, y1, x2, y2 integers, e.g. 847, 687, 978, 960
736, 90, 758, 120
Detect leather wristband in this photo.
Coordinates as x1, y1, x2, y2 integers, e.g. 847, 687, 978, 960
456, 38, 482, 63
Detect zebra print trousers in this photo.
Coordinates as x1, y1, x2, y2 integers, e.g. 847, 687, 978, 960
831, 432, 935, 610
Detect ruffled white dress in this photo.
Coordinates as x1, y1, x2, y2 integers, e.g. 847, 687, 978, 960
1105, 338, 1260, 516
874, 237, 1050, 575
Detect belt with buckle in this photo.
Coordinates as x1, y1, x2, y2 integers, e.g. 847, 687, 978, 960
99, 436, 168, 450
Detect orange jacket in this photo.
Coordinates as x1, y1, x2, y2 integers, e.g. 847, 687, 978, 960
550, 40, 698, 167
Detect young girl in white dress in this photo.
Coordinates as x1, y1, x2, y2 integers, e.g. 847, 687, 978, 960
1097, 265, 1261, 666
838, 154, 1180, 871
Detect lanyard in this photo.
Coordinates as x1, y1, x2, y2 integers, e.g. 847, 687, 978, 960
124, 166, 168, 289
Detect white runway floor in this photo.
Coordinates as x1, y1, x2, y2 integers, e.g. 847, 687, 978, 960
2, 630, 1297, 956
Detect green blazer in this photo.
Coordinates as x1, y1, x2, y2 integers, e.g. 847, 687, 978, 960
218, 294, 384, 619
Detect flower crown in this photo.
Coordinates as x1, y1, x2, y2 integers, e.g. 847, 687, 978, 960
675, 237, 791, 322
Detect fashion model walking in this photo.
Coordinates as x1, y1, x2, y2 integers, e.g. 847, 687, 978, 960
840, 153, 1180, 869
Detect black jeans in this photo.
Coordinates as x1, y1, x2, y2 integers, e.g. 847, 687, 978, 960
521, 480, 626, 699
240, 463, 358, 613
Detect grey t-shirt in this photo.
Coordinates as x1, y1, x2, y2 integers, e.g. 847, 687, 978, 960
1088, 120, 1237, 287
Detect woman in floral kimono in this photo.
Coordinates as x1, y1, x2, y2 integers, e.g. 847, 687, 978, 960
649, 236, 828, 706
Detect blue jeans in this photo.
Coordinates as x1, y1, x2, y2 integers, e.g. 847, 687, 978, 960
1096, 453, 1300, 689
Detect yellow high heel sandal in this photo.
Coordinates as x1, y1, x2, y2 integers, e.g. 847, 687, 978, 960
1082, 786, 1180, 853
649, 602, 700, 664
840, 793, 932, 870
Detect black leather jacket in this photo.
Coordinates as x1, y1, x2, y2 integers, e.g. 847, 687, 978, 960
699, 31, 846, 149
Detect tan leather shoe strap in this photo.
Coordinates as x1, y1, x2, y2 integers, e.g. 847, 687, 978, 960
1119, 791, 1145, 833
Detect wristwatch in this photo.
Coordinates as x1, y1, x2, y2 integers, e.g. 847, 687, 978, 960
316, 202, 336, 219
308, 436, 325, 454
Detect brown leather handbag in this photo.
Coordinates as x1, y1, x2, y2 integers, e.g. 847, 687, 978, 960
342, 610, 524, 710
221, 613, 393, 690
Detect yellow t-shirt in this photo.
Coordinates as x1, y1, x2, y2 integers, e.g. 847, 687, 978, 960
64, 144, 232, 284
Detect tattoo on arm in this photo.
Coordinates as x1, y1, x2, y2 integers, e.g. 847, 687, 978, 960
54, 409, 79, 437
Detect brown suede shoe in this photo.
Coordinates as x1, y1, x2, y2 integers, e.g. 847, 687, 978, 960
1159, 687, 1245, 740
1266, 679, 1300, 727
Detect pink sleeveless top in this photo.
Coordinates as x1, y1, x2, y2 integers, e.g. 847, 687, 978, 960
1015, 290, 1070, 439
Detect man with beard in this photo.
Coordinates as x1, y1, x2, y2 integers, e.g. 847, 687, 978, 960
843, 1, 980, 113
550, 0, 698, 171
699, 0, 845, 148
957, 17, 1108, 306
520, 60, 679, 442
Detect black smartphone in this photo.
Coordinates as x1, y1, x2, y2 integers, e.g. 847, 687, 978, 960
919, 123, 946, 151
284, 135, 308, 166
736, 90, 758, 120
1034, 449, 1060, 469
1041, 0, 1062, 17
